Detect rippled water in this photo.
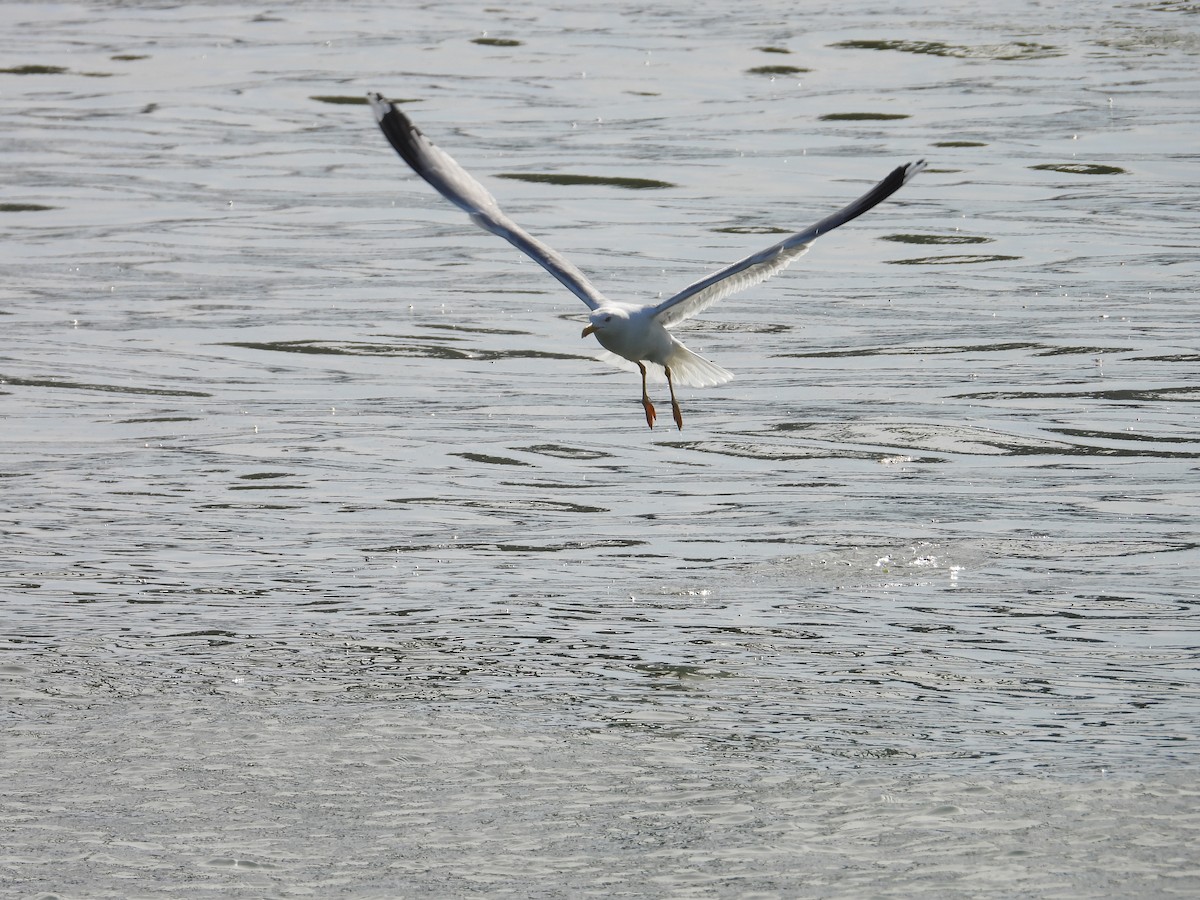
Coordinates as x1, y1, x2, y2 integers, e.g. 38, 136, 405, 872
3, 0, 1199, 896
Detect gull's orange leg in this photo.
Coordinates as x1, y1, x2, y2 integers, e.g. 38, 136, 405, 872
664, 364, 683, 431
637, 362, 657, 429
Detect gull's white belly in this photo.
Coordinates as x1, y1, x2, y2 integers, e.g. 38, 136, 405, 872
595, 314, 674, 365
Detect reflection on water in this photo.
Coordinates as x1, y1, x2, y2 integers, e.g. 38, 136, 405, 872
829, 38, 1067, 60
497, 172, 677, 189
2, 0, 1199, 895
887, 252, 1023, 264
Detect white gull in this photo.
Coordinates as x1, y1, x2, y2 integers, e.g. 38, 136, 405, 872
368, 92, 924, 430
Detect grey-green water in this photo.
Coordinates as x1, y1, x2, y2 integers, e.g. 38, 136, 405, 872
2, 0, 1198, 896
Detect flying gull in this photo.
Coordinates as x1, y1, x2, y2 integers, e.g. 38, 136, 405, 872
368, 92, 924, 429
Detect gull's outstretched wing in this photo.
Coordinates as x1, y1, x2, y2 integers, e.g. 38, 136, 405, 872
652, 159, 926, 328
368, 93, 608, 310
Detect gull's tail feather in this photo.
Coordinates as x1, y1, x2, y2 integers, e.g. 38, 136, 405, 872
665, 341, 735, 387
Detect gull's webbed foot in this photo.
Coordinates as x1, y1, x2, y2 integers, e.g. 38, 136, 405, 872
642, 396, 657, 429
664, 364, 683, 430
637, 362, 657, 429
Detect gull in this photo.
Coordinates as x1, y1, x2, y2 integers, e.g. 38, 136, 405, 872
368, 92, 924, 430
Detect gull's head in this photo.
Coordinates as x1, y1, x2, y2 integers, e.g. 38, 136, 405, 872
581, 306, 627, 339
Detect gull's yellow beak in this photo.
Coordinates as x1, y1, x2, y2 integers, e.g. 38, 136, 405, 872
581, 324, 595, 338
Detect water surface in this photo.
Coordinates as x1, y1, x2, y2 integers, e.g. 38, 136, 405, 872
2, 0, 1198, 896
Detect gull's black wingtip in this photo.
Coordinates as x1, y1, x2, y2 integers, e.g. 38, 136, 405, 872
875, 158, 927, 201
367, 92, 425, 174
366, 91, 392, 122
883, 158, 925, 187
